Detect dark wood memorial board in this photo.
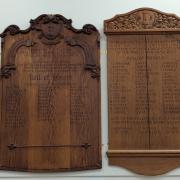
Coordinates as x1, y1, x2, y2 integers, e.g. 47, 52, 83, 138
105, 8, 180, 175
0, 14, 101, 172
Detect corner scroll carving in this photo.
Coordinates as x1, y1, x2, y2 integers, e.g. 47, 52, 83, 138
0, 25, 31, 38
0, 39, 35, 79
0, 64, 16, 79
65, 37, 100, 79
84, 65, 100, 79
104, 8, 180, 33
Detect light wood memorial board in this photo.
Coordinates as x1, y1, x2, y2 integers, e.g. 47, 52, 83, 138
0, 14, 101, 172
105, 8, 180, 175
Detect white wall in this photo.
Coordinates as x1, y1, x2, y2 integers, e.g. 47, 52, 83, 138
0, 0, 180, 179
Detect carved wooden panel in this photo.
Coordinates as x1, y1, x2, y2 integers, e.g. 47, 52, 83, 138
105, 8, 180, 175
0, 14, 101, 172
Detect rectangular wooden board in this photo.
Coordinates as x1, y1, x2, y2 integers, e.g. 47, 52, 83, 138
105, 8, 180, 175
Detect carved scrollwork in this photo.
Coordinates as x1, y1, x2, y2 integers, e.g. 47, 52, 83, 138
104, 8, 180, 33
65, 37, 100, 79
7, 39, 35, 64
0, 14, 98, 40
30, 15, 98, 45
30, 15, 65, 45
84, 64, 100, 79
0, 25, 30, 38
80, 24, 98, 34
0, 39, 35, 79
0, 64, 16, 79
31, 15, 98, 34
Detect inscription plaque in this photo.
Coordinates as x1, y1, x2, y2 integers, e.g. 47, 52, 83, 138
0, 14, 101, 171
105, 8, 180, 175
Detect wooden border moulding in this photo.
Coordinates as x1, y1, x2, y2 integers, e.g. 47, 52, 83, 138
0, 14, 101, 172
104, 8, 180, 175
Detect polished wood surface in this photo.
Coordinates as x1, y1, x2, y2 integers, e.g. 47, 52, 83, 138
105, 8, 180, 175
0, 14, 101, 172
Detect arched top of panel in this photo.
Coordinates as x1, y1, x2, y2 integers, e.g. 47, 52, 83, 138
104, 8, 180, 34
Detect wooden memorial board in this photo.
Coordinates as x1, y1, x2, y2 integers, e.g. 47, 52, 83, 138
0, 14, 101, 172
105, 8, 180, 175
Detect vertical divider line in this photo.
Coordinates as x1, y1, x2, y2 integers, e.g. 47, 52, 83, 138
144, 35, 151, 149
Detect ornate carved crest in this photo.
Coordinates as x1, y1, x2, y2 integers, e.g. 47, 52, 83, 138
0, 14, 98, 39
104, 8, 180, 33
30, 15, 65, 45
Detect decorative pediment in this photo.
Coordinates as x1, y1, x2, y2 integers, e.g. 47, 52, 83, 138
104, 8, 180, 34
0, 14, 98, 38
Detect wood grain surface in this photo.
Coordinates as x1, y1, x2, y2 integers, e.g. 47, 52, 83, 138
105, 8, 180, 175
0, 14, 101, 172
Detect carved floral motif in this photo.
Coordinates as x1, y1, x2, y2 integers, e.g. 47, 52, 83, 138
104, 8, 180, 32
